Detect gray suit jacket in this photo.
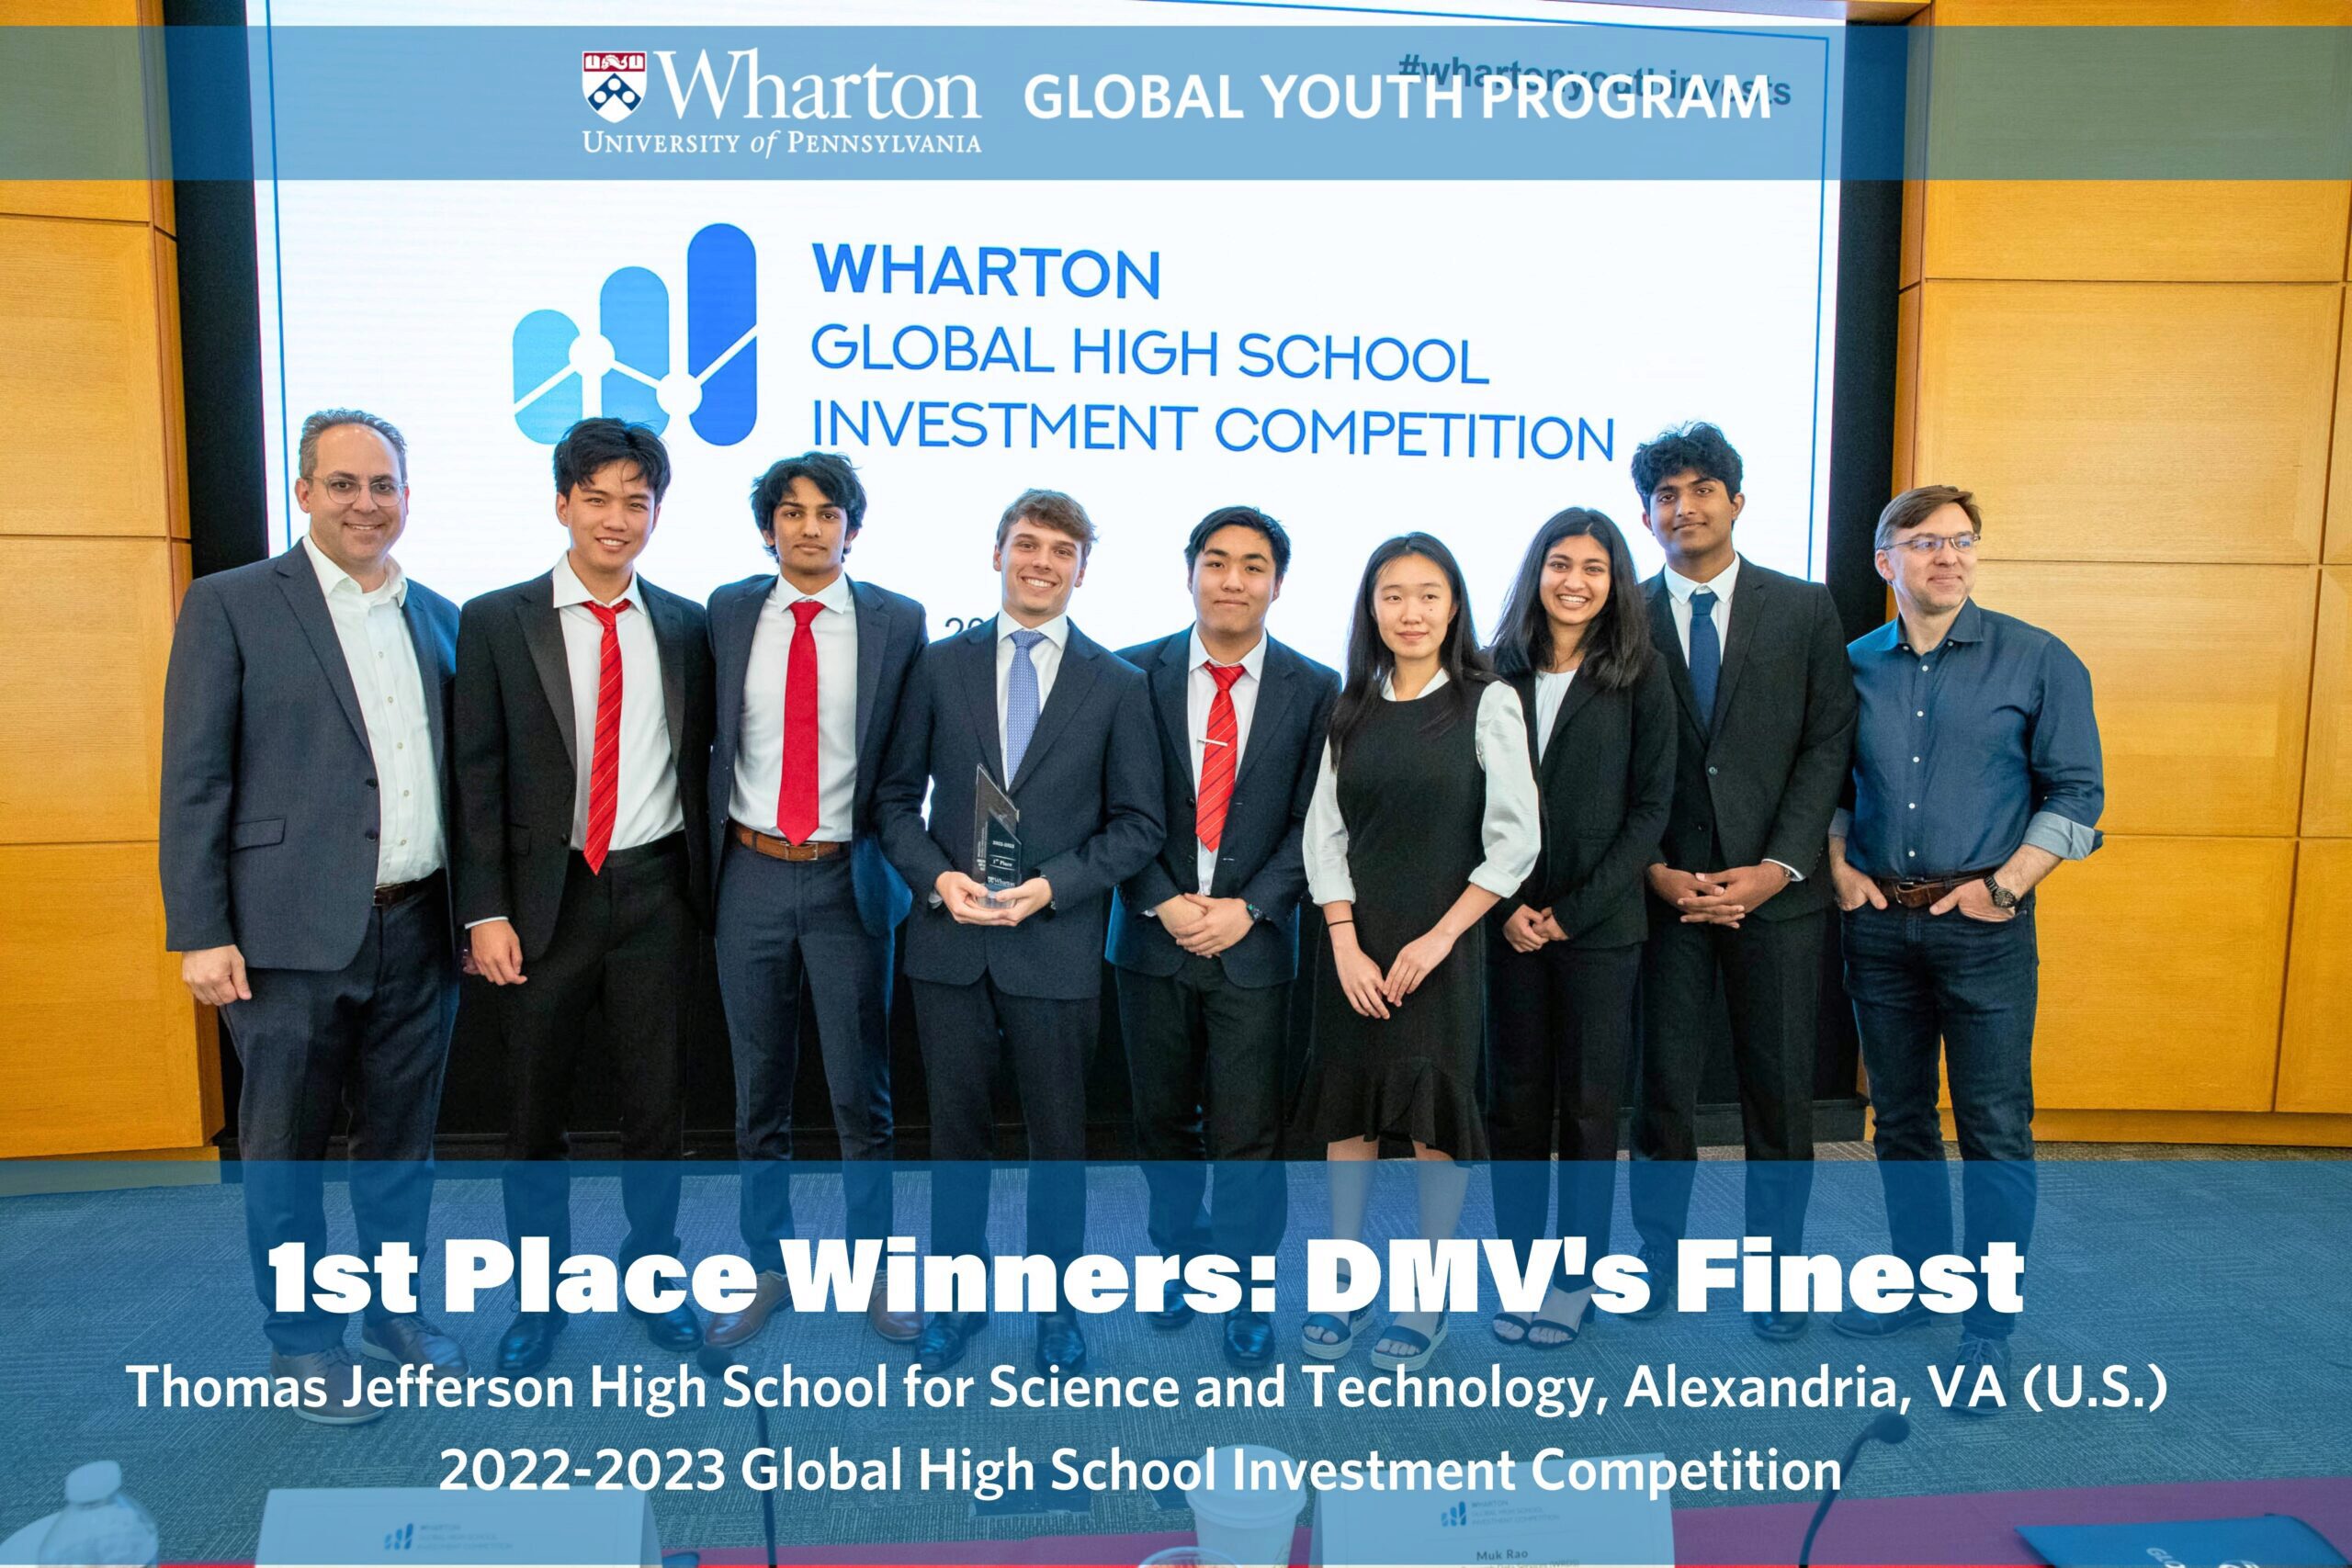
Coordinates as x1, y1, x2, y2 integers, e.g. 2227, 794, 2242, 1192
160, 544, 458, 971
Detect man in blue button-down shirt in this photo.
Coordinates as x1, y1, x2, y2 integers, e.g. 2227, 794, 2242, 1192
1825, 483, 2103, 1408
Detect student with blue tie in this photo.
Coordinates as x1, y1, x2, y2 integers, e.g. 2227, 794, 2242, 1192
875, 490, 1163, 1377
1626, 423, 1857, 1341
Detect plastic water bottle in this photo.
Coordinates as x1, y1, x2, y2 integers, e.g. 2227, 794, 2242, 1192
35, 1461, 158, 1567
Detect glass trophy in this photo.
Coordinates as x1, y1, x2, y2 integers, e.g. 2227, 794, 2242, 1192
973, 766, 1023, 908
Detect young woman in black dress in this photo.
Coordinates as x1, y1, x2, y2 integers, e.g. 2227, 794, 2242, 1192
1484, 508, 1676, 1349
1295, 533, 1539, 1371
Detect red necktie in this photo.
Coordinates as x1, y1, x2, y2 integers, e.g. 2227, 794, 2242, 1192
1196, 662, 1247, 854
775, 599, 824, 845
582, 598, 630, 874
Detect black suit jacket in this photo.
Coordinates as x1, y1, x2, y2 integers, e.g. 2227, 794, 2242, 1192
1105, 629, 1340, 988
1500, 659, 1678, 950
1645, 558, 1857, 922
875, 617, 1163, 1000
705, 573, 926, 938
451, 570, 716, 960
160, 545, 458, 971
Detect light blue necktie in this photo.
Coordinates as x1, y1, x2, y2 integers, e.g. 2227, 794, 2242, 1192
1004, 628, 1046, 779
1688, 586, 1721, 733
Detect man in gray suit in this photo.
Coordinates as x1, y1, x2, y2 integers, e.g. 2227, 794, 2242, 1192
161, 409, 465, 1424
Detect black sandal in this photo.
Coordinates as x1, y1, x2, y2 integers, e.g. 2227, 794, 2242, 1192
1491, 1311, 1533, 1344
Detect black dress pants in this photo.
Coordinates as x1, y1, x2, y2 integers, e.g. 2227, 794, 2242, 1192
1114, 958, 1289, 1266
1487, 940, 1642, 1291
496, 837, 693, 1268
1632, 907, 1822, 1258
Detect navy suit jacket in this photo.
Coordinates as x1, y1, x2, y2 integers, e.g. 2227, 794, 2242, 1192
450, 570, 716, 960
707, 573, 926, 937
159, 544, 458, 971
1105, 628, 1339, 988
875, 616, 1163, 1000
1645, 559, 1858, 922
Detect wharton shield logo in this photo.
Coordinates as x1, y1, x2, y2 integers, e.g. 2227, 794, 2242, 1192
512, 223, 757, 446
583, 51, 647, 122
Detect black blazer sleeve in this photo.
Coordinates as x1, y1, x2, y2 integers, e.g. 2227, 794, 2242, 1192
1032, 663, 1165, 909
1762, 586, 1860, 879
1235, 660, 1339, 918
1547, 663, 1678, 942
158, 577, 241, 953
450, 598, 513, 928
874, 642, 956, 897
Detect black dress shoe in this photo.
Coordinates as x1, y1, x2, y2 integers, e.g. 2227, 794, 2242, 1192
629, 1300, 704, 1352
496, 1312, 565, 1374
1623, 1244, 1674, 1322
1035, 1310, 1088, 1377
1221, 1309, 1274, 1369
1146, 1299, 1195, 1332
913, 1311, 989, 1369
1750, 1307, 1811, 1341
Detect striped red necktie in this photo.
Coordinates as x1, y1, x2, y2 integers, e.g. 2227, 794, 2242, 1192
582, 598, 630, 874
1196, 662, 1247, 856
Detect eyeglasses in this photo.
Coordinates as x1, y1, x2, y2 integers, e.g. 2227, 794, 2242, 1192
1888, 533, 1978, 557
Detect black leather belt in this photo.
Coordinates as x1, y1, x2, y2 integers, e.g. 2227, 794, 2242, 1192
372, 869, 444, 908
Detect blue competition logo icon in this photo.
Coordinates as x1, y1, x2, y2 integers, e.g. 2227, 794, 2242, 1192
383, 1522, 415, 1550
511, 223, 757, 446
1439, 1501, 1468, 1528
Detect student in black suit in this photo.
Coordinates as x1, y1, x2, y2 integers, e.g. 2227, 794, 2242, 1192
1485, 509, 1676, 1351
453, 418, 714, 1374
701, 452, 927, 1352
875, 489, 1163, 1376
1107, 506, 1340, 1371
1625, 423, 1858, 1340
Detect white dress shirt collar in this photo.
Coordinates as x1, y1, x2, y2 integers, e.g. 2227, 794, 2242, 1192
1662, 551, 1742, 607
550, 553, 638, 611
775, 569, 856, 615
302, 532, 407, 606
1189, 627, 1266, 680
1378, 665, 1452, 699
999, 611, 1069, 649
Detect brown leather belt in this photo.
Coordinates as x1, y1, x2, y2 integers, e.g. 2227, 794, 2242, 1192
372, 869, 444, 908
1871, 869, 1997, 909
731, 821, 848, 862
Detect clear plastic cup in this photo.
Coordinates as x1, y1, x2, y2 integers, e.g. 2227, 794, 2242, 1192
1184, 1445, 1304, 1568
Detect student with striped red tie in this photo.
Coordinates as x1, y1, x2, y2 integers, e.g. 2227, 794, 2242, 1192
452, 418, 716, 1374
1107, 506, 1340, 1370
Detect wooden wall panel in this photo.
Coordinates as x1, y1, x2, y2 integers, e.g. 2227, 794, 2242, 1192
1921, 182, 2352, 283
2330, 299, 2352, 563
1928, 0, 2352, 21
1970, 559, 2317, 837
1913, 281, 2336, 564
2303, 566, 2352, 834
2278, 839, 2352, 1111
0, 216, 173, 538
0, 537, 175, 845
0, 843, 207, 1158
2032, 835, 2293, 1111
0, 183, 151, 224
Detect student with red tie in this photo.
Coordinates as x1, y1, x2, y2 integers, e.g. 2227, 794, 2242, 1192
1107, 506, 1339, 1370
452, 419, 716, 1374
701, 452, 927, 1352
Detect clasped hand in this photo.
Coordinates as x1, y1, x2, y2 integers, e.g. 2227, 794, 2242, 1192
1331, 925, 1460, 1019
1155, 893, 1254, 957
936, 871, 1053, 926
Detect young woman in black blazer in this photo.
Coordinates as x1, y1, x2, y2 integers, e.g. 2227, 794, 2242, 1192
1485, 508, 1677, 1348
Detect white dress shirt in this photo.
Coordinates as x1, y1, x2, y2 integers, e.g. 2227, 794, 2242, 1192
729, 570, 860, 840
551, 556, 681, 852
1660, 552, 1741, 666
301, 535, 442, 886
1302, 671, 1539, 907
1186, 628, 1266, 895
1532, 668, 1577, 763
995, 612, 1069, 773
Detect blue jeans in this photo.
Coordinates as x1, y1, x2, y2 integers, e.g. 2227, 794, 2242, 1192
1842, 899, 2038, 1339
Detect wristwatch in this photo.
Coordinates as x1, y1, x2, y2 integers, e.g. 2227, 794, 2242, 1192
1244, 902, 1264, 924
1983, 874, 2019, 911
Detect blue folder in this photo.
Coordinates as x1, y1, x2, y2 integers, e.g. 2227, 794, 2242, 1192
2019, 1512, 2347, 1568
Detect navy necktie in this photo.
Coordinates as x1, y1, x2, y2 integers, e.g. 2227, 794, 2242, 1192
1688, 586, 1721, 731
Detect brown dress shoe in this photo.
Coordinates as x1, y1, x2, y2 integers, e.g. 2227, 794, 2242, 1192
707, 1270, 788, 1349
867, 1294, 922, 1344
361, 1314, 468, 1375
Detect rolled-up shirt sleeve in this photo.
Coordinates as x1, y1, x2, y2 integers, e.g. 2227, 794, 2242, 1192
1302, 738, 1354, 906
2022, 641, 2105, 860
1469, 681, 1541, 898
